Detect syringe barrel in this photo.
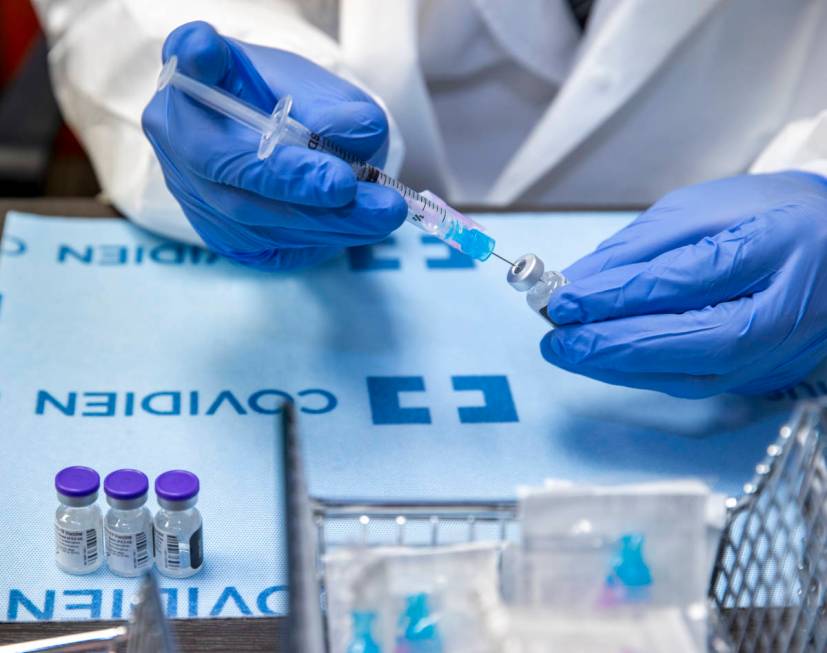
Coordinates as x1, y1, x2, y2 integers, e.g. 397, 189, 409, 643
163, 60, 274, 135
279, 116, 494, 260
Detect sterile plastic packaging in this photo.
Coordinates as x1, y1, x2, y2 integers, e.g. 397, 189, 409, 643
507, 479, 723, 653
324, 543, 507, 653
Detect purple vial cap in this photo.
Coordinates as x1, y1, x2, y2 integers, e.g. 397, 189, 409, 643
55, 466, 100, 497
104, 469, 149, 500
155, 470, 199, 502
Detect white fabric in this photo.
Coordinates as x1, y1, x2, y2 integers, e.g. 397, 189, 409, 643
751, 110, 827, 180
31, 0, 827, 242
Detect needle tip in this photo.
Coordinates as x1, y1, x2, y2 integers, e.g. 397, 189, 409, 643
491, 251, 515, 266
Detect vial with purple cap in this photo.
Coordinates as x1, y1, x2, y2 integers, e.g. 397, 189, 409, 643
54, 466, 103, 574
154, 470, 204, 577
104, 469, 153, 577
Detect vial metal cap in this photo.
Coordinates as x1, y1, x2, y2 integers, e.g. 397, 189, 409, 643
507, 254, 545, 292
105, 469, 148, 508
156, 470, 199, 510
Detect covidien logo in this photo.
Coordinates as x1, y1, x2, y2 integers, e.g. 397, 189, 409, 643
35, 388, 337, 417
5, 585, 287, 621
366, 375, 518, 424
57, 242, 220, 266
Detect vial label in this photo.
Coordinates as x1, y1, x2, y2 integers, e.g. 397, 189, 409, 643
189, 527, 204, 569
105, 526, 152, 573
55, 525, 99, 569
155, 526, 204, 571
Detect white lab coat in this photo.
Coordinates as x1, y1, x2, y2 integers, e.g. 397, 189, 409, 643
31, 0, 827, 245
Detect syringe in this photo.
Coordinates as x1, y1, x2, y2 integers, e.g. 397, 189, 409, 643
157, 57, 497, 262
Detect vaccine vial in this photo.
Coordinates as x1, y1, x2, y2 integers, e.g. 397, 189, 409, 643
103, 469, 153, 577
154, 470, 204, 577
54, 466, 103, 574
507, 253, 568, 324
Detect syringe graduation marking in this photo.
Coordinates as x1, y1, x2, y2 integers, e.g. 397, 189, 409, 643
309, 129, 449, 225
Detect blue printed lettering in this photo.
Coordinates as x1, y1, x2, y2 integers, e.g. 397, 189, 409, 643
36, 388, 337, 417
150, 243, 186, 265
81, 392, 117, 417
141, 391, 182, 416
248, 390, 292, 414
160, 588, 178, 618
58, 245, 93, 264
7, 590, 55, 620
56, 243, 219, 265
189, 247, 220, 265
206, 390, 247, 416
36, 391, 76, 416
63, 590, 102, 619
112, 589, 123, 619
98, 245, 128, 266
298, 389, 337, 414
188, 588, 198, 618
257, 585, 288, 615
4, 585, 299, 620
210, 586, 253, 617
1, 235, 26, 257
125, 392, 135, 416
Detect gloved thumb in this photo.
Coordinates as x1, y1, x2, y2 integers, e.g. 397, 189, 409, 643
309, 101, 391, 165
162, 21, 275, 113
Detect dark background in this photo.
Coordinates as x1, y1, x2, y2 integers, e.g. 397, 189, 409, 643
0, 0, 99, 198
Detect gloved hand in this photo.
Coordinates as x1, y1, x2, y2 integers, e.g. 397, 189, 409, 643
541, 171, 827, 398
142, 21, 406, 270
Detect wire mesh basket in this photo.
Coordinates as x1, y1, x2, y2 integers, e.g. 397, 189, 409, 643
315, 400, 827, 652
710, 400, 827, 652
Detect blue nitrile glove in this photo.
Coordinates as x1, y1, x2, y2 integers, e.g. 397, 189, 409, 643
142, 21, 406, 270
541, 172, 827, 398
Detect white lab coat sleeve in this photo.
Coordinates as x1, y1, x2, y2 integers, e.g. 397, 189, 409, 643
30, 0, 405, 245
750, 110, 827, 180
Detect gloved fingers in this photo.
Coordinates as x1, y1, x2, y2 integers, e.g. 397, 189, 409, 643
561, 174, 793, 282
542, 296, 768, 376
309, 101, 390, 163
549, 214, 778, 325
186, 136, 357, 208
562, 209, 707, 282
193, 178, 406, 236
158, 24, 364, 209
731, 339, 827, 395
540, 345, 728, 398
150, 71, 359, 208
297, 183, 408, 238
162, 21, 275, 111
